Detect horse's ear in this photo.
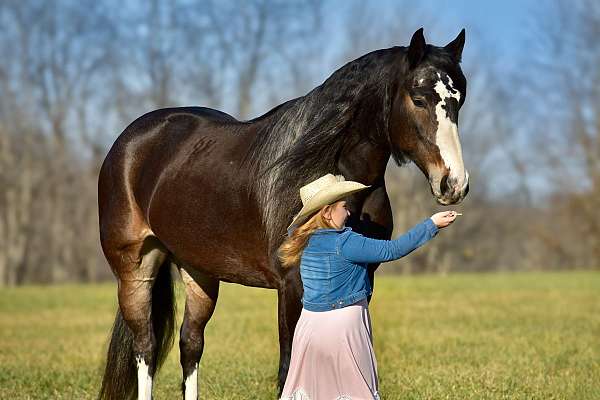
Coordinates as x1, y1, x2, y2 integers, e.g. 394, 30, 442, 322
407, 28, 426, 69
445, 28, 465, 62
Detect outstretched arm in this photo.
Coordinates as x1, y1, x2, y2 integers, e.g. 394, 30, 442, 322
338, 211, 459, 264
338, 218, 439, 264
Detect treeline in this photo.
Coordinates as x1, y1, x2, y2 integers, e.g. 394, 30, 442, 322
0, 0, 597, 285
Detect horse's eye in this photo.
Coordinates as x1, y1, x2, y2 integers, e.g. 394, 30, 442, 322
412, 98, 426, 108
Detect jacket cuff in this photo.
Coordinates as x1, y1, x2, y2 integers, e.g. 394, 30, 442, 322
425, 217, 439, 236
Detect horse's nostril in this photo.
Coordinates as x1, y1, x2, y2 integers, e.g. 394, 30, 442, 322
440, 174, 449, 195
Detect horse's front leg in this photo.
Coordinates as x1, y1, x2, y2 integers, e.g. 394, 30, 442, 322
276, 268, 303, 397
354, 184, 394, 297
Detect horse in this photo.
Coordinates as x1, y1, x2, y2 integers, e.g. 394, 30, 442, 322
97, 28, 469, 400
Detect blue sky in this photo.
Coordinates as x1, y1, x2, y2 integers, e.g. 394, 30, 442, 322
327, 0, 540, 69
426, 0, 539, 64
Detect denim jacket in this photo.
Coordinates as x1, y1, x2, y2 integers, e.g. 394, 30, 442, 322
299, 218, 439, 312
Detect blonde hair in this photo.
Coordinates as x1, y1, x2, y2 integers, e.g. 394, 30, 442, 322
278, 204, 339, 268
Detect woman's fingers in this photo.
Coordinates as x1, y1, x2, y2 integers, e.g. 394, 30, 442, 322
445, 211, 458, 224
431, 211, 462, 228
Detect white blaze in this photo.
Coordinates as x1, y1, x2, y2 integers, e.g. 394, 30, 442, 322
136, 356, 153, 400
184, 365, 199, 400
433, 73, 466, 188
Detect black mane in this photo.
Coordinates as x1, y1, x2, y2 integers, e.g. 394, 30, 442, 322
241, 46, 412, 241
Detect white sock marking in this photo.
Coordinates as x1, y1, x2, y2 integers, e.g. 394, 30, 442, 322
136, 356, 153, 400
184, 364, 199, 400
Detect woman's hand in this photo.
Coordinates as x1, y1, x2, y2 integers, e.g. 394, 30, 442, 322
430, 211, 460, 228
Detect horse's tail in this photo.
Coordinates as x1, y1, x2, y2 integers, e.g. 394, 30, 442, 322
98, 261, 177, 400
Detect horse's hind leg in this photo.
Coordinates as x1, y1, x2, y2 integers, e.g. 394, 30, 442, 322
114, 238, 169, 400
179, 267, 220, 400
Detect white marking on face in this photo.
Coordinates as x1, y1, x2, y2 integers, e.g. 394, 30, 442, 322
136, 356, 153, 400
184, 365, 199, 400
418, 78, 424, 85
433, 72, 467, 191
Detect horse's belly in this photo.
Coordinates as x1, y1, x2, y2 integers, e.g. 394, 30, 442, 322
146, 176, 279, 289
181, 252, 278, 289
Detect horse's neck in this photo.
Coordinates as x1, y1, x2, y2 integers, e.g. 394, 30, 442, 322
337, 129, 391, 187
243, 86, 391, 186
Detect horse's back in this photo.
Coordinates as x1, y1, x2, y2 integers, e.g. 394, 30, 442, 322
99, 106, 243, 208
137, 106, 239, 126
116, 107, 240, 146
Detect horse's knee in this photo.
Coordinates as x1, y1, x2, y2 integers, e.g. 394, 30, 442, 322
180, 317, 205, 353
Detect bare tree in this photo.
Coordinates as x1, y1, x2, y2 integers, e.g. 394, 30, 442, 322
0, 0, 323, 285
0, 1, 114, 285
521, 0, 600, 267
3, 0, 595, 285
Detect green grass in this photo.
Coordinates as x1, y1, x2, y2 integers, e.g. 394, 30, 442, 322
0, 272, 599, 399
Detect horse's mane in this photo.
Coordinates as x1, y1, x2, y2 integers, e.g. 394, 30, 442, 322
241, 46, 411, 244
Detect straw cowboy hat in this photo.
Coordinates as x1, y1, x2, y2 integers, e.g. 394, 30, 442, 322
287, 173, 371, 230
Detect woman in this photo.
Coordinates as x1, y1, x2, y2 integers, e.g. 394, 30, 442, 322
278, 173, 458, 400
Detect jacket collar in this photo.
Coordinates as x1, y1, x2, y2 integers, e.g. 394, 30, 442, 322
286, 226, 352, 237
311, 226, 353, 234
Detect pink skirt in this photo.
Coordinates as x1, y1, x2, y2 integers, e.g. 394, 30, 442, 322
280, 298, 380, 400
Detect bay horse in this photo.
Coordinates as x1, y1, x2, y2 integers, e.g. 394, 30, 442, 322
98, 28, 469, 400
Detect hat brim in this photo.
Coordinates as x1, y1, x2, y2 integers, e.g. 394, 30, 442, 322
287, 182, 370, 231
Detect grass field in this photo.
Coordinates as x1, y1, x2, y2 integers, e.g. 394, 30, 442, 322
0, 272, 599, 399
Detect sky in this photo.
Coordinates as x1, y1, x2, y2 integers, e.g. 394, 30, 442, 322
351, 0, 538, 68
419, 0, 536, 54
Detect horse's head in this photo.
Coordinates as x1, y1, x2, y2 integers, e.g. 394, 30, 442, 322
389, 28, 469, 205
